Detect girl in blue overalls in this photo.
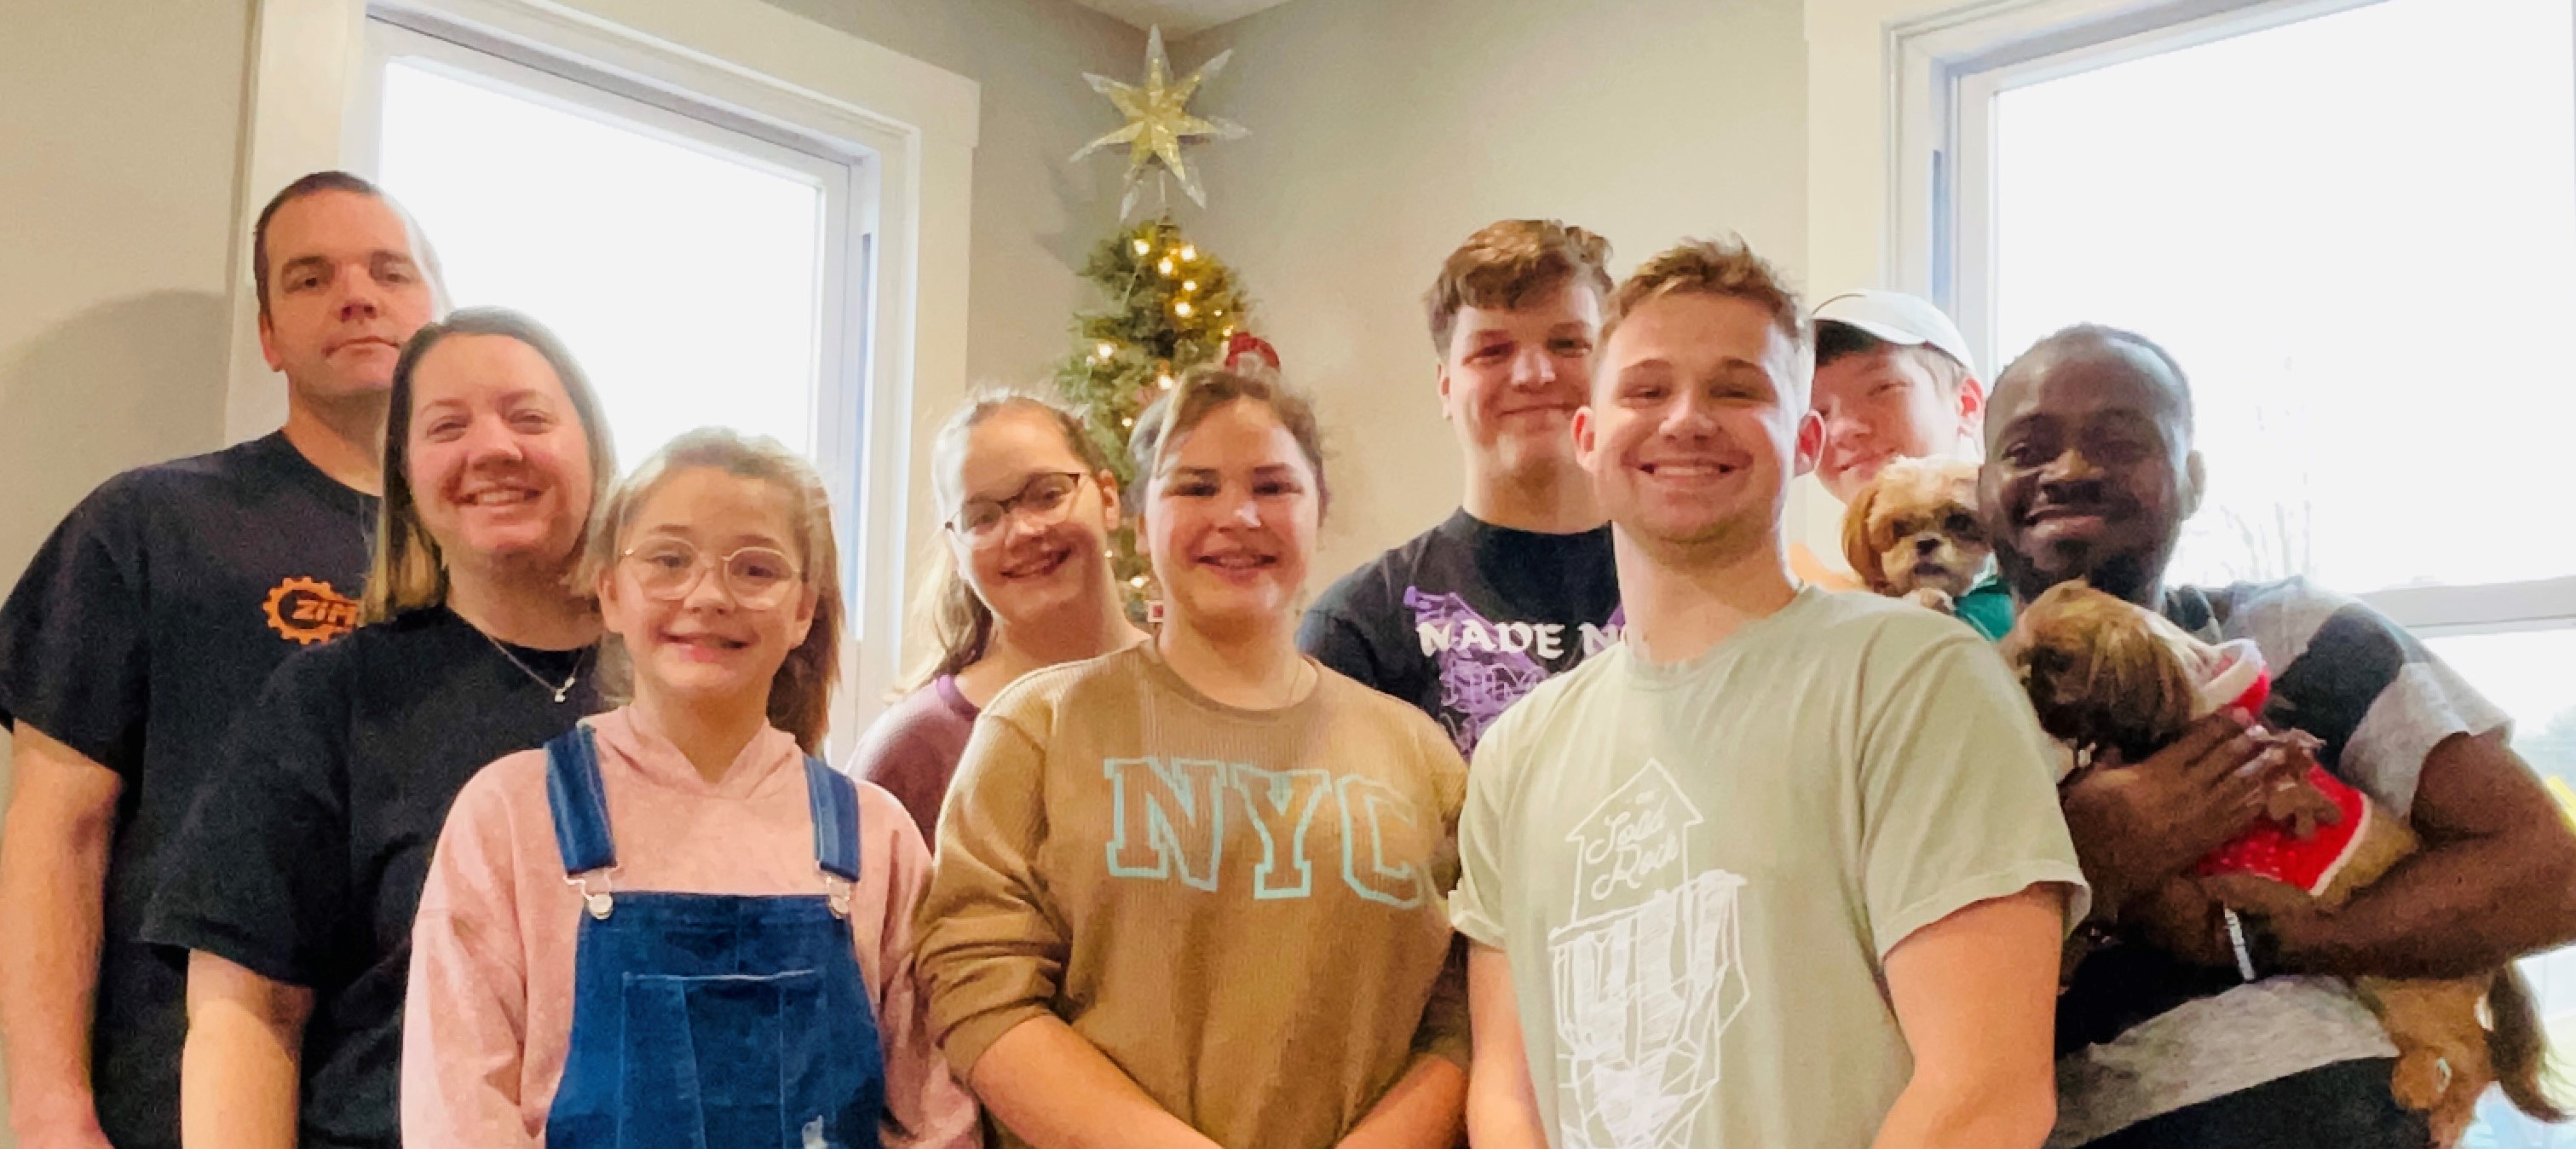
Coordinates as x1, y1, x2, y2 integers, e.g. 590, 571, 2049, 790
404, 428, 978, 1148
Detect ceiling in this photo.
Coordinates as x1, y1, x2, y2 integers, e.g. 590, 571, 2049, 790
1063, 0, 1300, 38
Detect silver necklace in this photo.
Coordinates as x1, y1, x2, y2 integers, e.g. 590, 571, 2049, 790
478, 627, 585, 703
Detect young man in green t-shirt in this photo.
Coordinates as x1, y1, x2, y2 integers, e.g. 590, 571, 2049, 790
1452, 240, 2086, 1149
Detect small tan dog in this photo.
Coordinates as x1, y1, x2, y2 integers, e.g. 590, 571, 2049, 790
2003, 582, 2560, 1146
1841, 458, 1994, 613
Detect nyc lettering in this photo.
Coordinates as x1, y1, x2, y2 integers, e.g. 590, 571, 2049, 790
1102, 756, 1428, 906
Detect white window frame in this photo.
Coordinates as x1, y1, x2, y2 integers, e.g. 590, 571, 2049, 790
354, 17, 867, 469
1888, 0, 2576, 638
224, 0, 978, 748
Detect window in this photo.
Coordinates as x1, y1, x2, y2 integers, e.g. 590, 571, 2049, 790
2429, 626, 2576, 1146
1911, 0, 2576, 1140
353, 12, 888, 729
357, 16, 867, 471
1975, 0, 2575, 599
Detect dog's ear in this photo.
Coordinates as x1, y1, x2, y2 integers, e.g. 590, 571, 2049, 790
1841, 480, 1888, 594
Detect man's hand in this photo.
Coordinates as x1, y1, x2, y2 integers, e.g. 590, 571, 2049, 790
2060, 713, 2292, 917
2261, 732, 2576, 979
2128, 878, 2230, 968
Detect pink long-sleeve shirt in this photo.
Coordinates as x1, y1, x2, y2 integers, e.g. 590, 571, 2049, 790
401, 706, 979, 1148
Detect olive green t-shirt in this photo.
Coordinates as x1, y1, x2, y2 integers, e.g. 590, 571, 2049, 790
1452, 588, 2087, 1149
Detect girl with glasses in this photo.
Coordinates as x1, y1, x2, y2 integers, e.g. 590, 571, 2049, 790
850, 392, 1146, 844
915, 367, 1472, 1149
402, 429, 977, 1149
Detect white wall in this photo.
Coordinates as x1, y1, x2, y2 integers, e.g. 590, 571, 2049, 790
0, 0, 256, 628
1792, 0, 1962, 561
1173, 0, 1813, 580
759, 0, 1148, 669
762, 0, 1144, 391
0, 1, 262, 1129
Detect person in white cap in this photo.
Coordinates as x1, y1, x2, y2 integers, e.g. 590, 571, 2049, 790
1809, 290, 1987, 505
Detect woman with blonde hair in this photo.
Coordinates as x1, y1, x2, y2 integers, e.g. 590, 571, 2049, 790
916, 366, 1471, 1149
851, 391, 1145, 843
145, 307, 616, 1149
403, 428, 976, 1149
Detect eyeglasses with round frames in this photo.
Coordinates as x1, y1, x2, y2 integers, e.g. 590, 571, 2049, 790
619, 538, 803, 609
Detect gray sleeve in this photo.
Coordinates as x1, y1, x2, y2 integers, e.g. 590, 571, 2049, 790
2234, 580, 2509, 818
2349, 660, 2511, 820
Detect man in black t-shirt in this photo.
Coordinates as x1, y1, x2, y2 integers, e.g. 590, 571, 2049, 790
0, 171, 440, 1149
1980, 325, 2576, 1146
1300, 220, 1622, 758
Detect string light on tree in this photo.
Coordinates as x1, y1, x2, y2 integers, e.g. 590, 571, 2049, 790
1050, 215, 1274, 616
1060, 38, 1273, 615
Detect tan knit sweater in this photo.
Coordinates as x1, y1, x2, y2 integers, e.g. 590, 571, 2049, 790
915, 643, 1469, 1149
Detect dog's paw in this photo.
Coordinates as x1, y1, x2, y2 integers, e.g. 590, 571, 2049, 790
2262, 779, 2342, 840
2389, 1048, 2452, 1113
1904, 587, 1956, 615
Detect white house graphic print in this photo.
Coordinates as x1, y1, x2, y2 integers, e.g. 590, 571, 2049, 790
1549, 759, 1750, 1149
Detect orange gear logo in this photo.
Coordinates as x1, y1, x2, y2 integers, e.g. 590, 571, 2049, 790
262, 576, 360, 646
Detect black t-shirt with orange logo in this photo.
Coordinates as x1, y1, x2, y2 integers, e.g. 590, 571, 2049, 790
0, 430, 374, 1149
143, 606, 598, 1149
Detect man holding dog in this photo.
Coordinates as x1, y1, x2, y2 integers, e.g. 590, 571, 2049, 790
1979, 323, 2576, 1147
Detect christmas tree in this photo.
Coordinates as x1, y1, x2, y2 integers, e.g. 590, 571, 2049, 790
1056, 26, 1264, 609
1051, 216, 1264, 599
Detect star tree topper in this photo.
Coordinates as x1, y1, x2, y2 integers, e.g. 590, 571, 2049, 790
1071, 26, 1249, 217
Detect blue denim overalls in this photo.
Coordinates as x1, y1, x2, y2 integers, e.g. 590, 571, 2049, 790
539, 725, 887, 1149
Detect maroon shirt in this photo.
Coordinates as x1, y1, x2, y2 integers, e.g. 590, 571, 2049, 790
850, 675, 980, 845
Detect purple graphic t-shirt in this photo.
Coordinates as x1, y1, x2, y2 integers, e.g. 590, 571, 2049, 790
1300, 511, 1621, 758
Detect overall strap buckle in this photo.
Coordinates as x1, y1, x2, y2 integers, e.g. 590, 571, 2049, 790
545, 726, 622, 921
805, 757, 862, 921
567, 868, 620, 920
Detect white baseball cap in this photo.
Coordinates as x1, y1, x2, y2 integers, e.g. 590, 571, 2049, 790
1812, 291, 1978, 378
